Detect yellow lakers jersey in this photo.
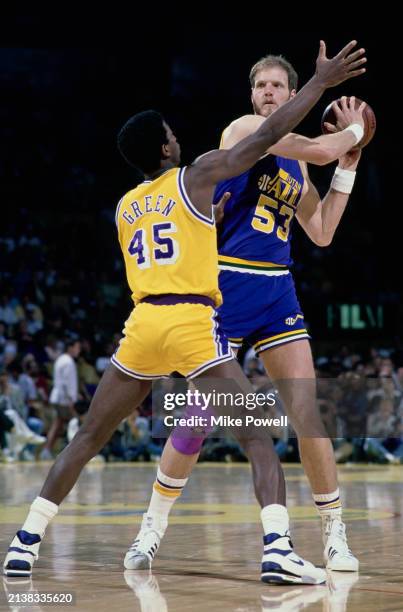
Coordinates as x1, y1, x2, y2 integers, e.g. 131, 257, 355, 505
116, 167, 222, 306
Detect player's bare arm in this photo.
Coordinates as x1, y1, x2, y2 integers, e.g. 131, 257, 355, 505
222, 96, 366, 165
296, 151, 360, 246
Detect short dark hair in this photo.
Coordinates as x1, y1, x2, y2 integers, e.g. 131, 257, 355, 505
117, 110, 168, 174
249, 55, 298, 91
65, 338, 80, 350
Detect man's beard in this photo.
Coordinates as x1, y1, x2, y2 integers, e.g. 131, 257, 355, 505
253, 101, 275, 117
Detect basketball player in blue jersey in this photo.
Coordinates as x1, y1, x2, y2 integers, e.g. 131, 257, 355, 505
3, 40, 366, 586
122, 45, 368, 583
213, 57, 364, 573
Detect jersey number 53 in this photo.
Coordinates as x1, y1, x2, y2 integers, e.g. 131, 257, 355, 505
252, 194, 294, 242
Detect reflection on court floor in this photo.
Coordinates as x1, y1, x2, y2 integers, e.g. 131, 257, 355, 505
1, 463, 402, 611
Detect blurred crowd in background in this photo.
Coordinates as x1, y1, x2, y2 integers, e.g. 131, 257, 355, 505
1, 46, 401, 466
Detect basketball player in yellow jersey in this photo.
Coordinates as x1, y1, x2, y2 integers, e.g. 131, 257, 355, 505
112, 158, 227, 379
4, 40, 366, 585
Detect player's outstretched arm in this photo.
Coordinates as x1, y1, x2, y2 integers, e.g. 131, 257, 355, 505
185, 40, 366, 211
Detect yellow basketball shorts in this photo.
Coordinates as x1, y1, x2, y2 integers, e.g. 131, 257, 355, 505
111, 296, 233, 380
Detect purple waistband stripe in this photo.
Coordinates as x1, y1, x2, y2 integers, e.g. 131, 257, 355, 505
141, 294, 215, 307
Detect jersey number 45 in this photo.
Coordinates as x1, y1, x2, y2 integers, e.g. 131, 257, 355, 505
128, 222, 179, 269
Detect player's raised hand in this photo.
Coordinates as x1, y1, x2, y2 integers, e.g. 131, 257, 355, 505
315, 40, 367, 88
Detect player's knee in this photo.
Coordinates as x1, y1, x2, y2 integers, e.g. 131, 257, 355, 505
171, 431, 206, 455
237, 436, 276, 459
73, 424, 106, 456
287, 402, 327, 437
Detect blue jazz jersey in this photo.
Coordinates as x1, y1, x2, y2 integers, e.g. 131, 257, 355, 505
215, 154, 304, 266
214, 153, 311, 353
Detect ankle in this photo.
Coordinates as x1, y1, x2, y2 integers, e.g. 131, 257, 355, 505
141, 513, 168, 536
261, 504, 290, 536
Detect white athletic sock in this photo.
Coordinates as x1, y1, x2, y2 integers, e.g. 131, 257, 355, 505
147, 467, 188, 520
261, 504, 290, 537
313, 488, 342, 520
21, 496, 59, 537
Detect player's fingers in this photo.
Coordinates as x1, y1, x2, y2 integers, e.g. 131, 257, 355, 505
345, 68, 367, 78
335, 40, 357, 59
358, 101, 367, 113
218, 192, 231, 207
347, 57, 367, 71
344, 48, 365, 63
348, 95, 355, 110
318, 40, 326, 59
324, 122, 337, 133
332, 99, 346, 117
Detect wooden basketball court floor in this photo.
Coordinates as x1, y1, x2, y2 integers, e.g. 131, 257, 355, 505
0, 462, 402, 611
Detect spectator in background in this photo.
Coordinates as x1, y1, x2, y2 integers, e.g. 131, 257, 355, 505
1, 340, 18, 368
337, 373, 368, 438
332, 373, 368, 463
124, 407, 163, 462
66, 400, 89, 442
10, 358, 37, 410
0, 374, 15, 462
0, 323, 6, 350
77, 340, 100, 400
364, 397, 400, 463
0, 293, 24, 327
0, 366, 46, 460
367, 375, 401, 407
43, 334, 63, 365
41, 339, 81, 459
393, 366, 403, 394
95, 341, 115, 376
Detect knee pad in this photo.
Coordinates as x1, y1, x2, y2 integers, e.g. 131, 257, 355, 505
170, 401, 214, 455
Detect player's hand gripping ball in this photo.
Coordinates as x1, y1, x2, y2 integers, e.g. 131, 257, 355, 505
321, 97, 376, 149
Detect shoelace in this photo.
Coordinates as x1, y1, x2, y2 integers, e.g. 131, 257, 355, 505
329, 521, 354, 557
128, 531, 159, 558
325, 518, 344, 538
129, 538, 140, 552
336, 522, 346, 541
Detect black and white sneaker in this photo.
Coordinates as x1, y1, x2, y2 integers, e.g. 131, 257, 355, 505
323, 518, 359, 571
124, 514, 167, 570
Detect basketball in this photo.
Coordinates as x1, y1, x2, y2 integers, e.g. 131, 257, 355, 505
321, 97, 376, 149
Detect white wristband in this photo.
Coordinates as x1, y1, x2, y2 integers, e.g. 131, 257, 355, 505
331, 167, 356, 194
344, 123, 364, 145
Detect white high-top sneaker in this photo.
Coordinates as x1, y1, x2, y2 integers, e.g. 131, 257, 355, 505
323, 517, 359, 571
124, 514, 167, 570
